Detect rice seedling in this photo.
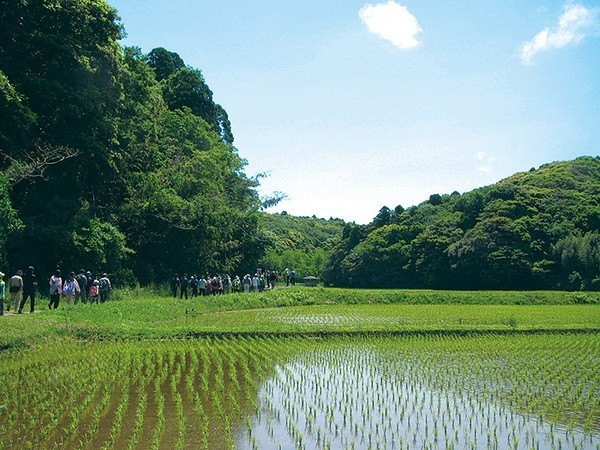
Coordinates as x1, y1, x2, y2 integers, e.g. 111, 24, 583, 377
0, 329, 598, 449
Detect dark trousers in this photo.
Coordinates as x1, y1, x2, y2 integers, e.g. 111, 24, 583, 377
0, 299, 4, 315
191, 286, 198, 297
100, 291, 109, 303
20, 290, 35, 313
49, 293, 60, 309
180, 288, 188, 299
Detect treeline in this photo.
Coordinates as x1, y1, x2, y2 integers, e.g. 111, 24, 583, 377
0, 0, 266, 284
258, 212, 346, 279
324, 157, 600, 291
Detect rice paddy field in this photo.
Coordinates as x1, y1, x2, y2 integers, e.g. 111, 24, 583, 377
0, 288, 599, 449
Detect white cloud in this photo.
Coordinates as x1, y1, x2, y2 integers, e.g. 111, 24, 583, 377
359, 1, 422, 49
521, 4, 600, 64
475, 152, 495, 173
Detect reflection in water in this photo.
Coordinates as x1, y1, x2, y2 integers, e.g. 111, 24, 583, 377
0, 334, 597, 449
238, 342, 599, 449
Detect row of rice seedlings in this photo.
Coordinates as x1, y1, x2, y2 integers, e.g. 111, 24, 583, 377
2, 333, 596, 448
237, 333, 599, 449
0, 343, 129, 448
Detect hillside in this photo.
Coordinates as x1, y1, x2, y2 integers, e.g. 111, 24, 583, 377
258, 213, 346, 279
323, 156, 600, 290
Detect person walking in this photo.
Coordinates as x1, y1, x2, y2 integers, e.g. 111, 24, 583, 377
243, 274, 251, 293
223, 274, 232, 294
62, 272, 80, 305
85, 271, 93, 299
8, 270, 23, 313
190, 274, 199, 297
198, 275, 207, 296
0, 272, 5, 316
48, 270, 62, 309
89, 279, 100, 304
98, 273, 111, 303
170, 274, 179, 298
210, 276, 220, 296
19, 266, 38, 313
75, 269, 88, 304
179, 273, 189, 300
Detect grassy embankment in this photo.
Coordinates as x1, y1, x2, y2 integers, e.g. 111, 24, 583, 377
0, 287, 598, 349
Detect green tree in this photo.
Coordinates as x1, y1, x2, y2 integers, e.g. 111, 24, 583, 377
148, 47, 185, 81
372, 206, 392, 228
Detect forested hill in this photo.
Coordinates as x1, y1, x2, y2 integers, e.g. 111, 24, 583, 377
323, 157, 600, 291
258, 213, 346, 279
0, 1, 264, 284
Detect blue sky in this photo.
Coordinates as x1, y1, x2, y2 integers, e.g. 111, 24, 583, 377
110, 0, 600, 224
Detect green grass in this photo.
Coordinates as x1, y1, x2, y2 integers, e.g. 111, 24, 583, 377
1, 287, 599, 349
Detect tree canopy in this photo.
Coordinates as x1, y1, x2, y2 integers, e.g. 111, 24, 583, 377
258, 213, 346, 279
323, 157, 600, 291
0, 0, 263, 284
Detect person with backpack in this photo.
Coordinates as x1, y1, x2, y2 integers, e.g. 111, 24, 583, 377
62, 272, 80, 305
98, 273, 111, 303
210, 276, 220, 296
242, 274, 251, 293
89, 279, 100, 304
8, 270, 23, 313
48, 270, 62, 309
223, 274, 232, 294
189, 274, 199, 297
75, 269, 88, 304
19, 266, 38, 313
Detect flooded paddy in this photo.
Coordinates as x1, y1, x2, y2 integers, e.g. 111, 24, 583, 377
0, 333, 598, 449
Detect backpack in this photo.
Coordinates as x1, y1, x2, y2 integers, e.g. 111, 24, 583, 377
99, 278, 109, 291
76, 274, 87, 288
63, 280, 76, 295
89, 285, 99, 297
49, 277, 60, 295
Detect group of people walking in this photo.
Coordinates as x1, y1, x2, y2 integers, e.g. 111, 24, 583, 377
171, 268, 297, 298
0, 267, 112, 315
1, 264, 300, 314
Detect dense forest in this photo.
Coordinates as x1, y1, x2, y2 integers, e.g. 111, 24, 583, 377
0, 0, 267, 284
323, 157, 600, 291
258, 213, 345, 279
